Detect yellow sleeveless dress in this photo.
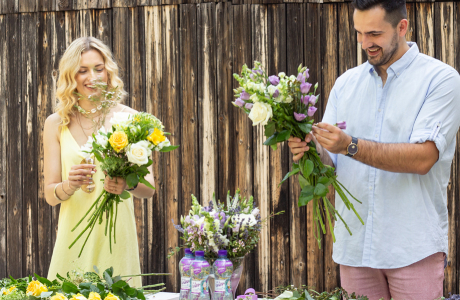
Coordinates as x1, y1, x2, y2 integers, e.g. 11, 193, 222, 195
47, 125, 142, 287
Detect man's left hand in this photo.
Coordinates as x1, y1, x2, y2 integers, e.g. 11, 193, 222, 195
312, 122, 351, 155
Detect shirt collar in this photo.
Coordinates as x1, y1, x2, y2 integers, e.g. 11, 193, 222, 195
368, 42, 419, 77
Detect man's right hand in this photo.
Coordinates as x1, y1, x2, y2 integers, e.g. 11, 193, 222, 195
287, 133, 314, 162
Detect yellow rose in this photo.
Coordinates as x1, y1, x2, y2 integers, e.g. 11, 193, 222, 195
51, 292, 68, 300
147, 128, 166, 145
104, 293, 120, 300
70, 293, 87, 300
109, 131, 129, 152
26, 280, 48, 296
88, 292, 102, 300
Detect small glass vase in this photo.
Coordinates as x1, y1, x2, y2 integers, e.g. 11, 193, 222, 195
80, 157, 95, 193
208, 256, 245, 299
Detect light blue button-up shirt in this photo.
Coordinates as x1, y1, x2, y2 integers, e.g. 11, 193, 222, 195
322, 42, 460, 269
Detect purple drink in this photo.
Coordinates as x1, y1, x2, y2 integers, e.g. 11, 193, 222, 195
179, 249, 195, 300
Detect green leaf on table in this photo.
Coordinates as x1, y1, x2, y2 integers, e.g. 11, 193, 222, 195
299, 185, 315, 206
314, 183, 329, 197
62, 282, 79, 294
300, 159, 314, 178
139, 177, 155, 190
298, 175, 310, 189
126, 173, 139, 189
264, 122, 276, 138
160, 145, 180, 152
299, 123, 312, 134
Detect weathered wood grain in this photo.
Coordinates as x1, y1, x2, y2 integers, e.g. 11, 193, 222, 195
198, 2, 218, 205
338, 3, 356, 75
162, 5, 181, 292
0, 13, 7, 279
251, 4, 271, 293
19, 0, 37, 12
113, 0, 137, 7
416, 3, 435, 57
232, 4, 255, 295
179, 3, 198, 255
321, 3, 339, 292
285, 2, 306, 289
304, 3, 323, 291
143, 5, 166, 286
6, 13, 23, 279
216, 1, 235, 205
405, 3, 416, 42
112, 8, 130, 104
266, 3, 290, 292
21, 12, 39, 277
94, 9, 112, 47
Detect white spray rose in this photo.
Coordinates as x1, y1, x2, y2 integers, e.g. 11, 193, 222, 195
257, 83, 266, 93
284, 95, 293, 103
278, 72, 286, 78
95, 134, 109, 148
248, 102, 273, 126
267, 85, 277, 96
127, 142, 150, 166
110, 112, 132, 128
250, 93, 259, 103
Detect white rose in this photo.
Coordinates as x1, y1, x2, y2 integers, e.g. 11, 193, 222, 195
248, 102, 273, 126
127, 142, 150, 166
267, 85, 277, 96
95, 134, 109, 148
284, 95, 293, 103
250, 93, 259, 103
278, 72, 286, 78
257, 83, 266, 93
136, 140, 153, 153
110, 112, 132, 128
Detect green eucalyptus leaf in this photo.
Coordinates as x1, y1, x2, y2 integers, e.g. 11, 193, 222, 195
120, 190, 131, 199
298, 175, 310, 189
62, 282, 79, 294
125, 287, 137, 297
278, 168, 300, 187
318, 176, 330, 185
301, 160, 314, 178
299, 186, 315, 207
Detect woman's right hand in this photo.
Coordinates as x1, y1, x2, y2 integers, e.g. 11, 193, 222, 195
68, 164, 97, 190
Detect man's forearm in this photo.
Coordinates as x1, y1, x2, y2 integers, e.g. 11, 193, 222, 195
353, 139, 439, 175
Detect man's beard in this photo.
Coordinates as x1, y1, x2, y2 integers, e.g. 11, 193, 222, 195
367, 33, 399, 67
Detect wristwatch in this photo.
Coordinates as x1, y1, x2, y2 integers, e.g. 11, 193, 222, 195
346, 136, 358, 157
126, 183, 138, 192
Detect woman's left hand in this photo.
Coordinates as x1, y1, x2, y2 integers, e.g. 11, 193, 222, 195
104, 175, 127, 195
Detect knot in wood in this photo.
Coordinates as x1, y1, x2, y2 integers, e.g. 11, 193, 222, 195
59, 0, 70, 8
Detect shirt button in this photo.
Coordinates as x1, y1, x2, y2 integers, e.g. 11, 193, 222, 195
369, 187, 373, 190
378, 109, 382, 112
375, 135, 378, 138
378, 84, 381, 87
369, 211, 372, 216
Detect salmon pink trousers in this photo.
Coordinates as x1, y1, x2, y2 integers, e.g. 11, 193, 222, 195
340, 252, 446, 300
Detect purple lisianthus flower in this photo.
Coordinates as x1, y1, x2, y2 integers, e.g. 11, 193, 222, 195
307, 106, 317, 117
300, 82, 312, 94
301, 95, 310, 105
297, 73, 306, 84
245, 103, 253, 110
273, 89, 280, 98
257, 69, 263, 75
250, 74, 255, 80
294, 112, 307, 121
309, 95, 317, 105
336, 121, 347, 130
303, 69, 310, 79
268, 75, 280, 86
234, 98, 245, 107
240, 90, 250, 100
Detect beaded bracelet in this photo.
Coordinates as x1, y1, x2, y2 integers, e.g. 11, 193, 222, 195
54, 183, 65, 202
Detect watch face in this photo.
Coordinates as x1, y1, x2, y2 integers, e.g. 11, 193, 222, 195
348, 143, 358, 155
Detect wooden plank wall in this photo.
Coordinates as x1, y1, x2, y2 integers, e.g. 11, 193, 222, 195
1, 0, 460, 297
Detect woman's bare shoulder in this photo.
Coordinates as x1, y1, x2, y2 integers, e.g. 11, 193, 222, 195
44, 113, 62, 138
117, 104, 138, 115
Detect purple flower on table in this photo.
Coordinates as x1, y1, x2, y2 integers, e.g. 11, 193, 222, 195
234, 98, 245, 107
294, 112, 307, 121
300, 82, 312, 94
240, 91, 251, 100
245, 103, 253, 110
336, 121, 347, 130
268, 75, 280, 86
303, 69, 310, 79
301, 95, 310, 105
307, 106, 317, 117
309, 95, 317, 105
297, 73, 306, 84
273, 89, 280, 98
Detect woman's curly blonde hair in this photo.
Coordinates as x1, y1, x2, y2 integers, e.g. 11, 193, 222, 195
55, 37, 127, 128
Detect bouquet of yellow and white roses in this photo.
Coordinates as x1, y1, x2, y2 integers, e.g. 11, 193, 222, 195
70, 111, 179, 256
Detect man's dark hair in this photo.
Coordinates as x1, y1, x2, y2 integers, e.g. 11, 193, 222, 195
352, 0, 407, 27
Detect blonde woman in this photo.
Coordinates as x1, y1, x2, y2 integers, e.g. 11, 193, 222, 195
44, 37, 154, 286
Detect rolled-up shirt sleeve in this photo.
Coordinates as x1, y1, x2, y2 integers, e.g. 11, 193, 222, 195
409, 69, 460, 158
